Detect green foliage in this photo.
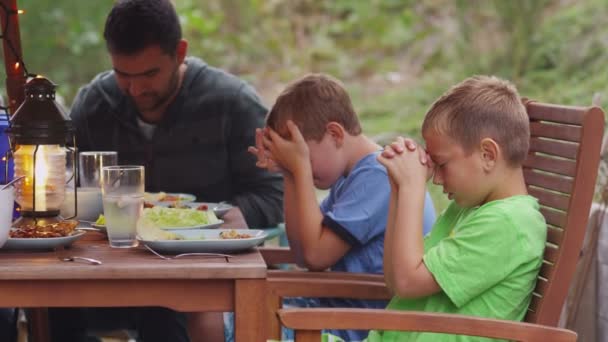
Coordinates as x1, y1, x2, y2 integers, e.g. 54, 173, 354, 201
14, 1, 112, 100
0, 0, 605, 212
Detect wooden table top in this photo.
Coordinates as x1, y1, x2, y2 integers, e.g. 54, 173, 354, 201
0, 232, 267, 280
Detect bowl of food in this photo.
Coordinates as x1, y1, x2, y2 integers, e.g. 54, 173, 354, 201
60, 187, 103, 222
212, 202, 233, 219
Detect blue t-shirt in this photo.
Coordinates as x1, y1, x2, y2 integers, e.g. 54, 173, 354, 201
316, 151, 436, 341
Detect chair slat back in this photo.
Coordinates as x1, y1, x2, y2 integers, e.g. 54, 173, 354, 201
522, 101, 604, 326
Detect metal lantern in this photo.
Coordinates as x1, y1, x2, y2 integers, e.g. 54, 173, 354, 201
5, 76, 77, 228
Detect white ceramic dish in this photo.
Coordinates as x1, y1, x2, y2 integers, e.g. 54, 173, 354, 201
160, 220, 224, 230
3, 230, 87, 250
138, 229, 267, 253
154, 202, 233, 219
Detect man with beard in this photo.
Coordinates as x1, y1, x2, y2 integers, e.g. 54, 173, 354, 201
47, 0, 283, 341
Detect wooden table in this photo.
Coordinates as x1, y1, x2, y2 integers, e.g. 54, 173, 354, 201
0, 232, 267, 341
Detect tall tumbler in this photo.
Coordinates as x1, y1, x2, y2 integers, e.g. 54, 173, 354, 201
101, 165, 144, 248
79, 151, 118, 188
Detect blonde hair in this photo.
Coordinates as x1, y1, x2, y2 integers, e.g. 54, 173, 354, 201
266, 73, 361, 141
422, 75, 529, 166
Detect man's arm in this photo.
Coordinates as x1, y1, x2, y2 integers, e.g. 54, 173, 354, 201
69, 85, 93, 152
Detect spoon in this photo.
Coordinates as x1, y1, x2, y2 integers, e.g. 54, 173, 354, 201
75, 227, 103, 232
60, 255, 102, 265
1, 176, 25, 191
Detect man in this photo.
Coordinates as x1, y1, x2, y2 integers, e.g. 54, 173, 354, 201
48, 0, 283, 341
71, 0, 282, 229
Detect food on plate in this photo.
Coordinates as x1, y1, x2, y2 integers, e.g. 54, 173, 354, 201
141, 206, 219, 228
143, 201, 155, 208
167, 202, 190, 209
166, 203, 209, 211
136, 217, 182, 241
95, 214, 105, 226
143, 192, 194, 203
161, 194, 182, 201
219, 229, 252, 239
10, 220, 79, 238
143, 192, 167, 202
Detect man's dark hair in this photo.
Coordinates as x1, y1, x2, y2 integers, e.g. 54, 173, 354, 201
104, 0, 182, 55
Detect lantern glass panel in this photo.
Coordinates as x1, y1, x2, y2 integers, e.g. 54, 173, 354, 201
13, 144, 66, 211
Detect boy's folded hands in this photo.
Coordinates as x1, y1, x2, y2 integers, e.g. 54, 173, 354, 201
248, 128, 284, 173
377, 136, 434, 186
248, 121, 311, 175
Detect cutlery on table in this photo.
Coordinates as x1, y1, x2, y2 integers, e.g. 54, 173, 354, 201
143, 243, 233, 260
59, 255, 102, 265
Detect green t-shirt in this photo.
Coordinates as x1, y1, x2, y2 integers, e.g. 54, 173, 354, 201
367, 195, 546, 342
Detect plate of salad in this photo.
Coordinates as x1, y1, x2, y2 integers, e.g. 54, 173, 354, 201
141, 206, 223, 230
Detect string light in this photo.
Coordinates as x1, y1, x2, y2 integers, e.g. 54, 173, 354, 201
0, 3, 37, 121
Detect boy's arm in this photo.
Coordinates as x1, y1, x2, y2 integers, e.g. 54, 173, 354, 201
281, 172, 304, 262
262, 122, 350, 271
286, 163, 350, 271
387, 180, 440, 298
379, 141, 441, 298
383, 178, 398, 294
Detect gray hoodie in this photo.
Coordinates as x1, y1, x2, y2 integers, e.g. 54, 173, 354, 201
70, 57, 283, 227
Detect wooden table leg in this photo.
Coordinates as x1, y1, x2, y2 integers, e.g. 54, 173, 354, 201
26, 308, 50, 342
266, 286, 282, 340
234, 279, 266, 342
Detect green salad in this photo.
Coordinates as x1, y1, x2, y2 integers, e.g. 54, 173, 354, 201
142, 206, 219, 228
95, 214, 105, 225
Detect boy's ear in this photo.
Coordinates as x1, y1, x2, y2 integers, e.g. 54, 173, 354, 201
176, 39, 188, 64
479, 138, 499, 171
326, 122, 345, 147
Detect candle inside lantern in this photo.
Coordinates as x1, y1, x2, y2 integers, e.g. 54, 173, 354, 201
13, 144, 66, 212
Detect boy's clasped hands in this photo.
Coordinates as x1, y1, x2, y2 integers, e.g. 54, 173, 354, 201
249, 122, 434, 189
377, 136, 433, 188
248, 120, 310, 175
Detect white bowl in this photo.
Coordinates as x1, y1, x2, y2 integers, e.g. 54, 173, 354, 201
60, 187, 103, 222
0, 187, 14, 247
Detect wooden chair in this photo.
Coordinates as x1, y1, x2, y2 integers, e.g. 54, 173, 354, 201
278, 308, 578, 342
260, 100, 604, 340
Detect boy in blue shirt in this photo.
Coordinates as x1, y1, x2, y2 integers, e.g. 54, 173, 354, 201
250, 74, 435, 341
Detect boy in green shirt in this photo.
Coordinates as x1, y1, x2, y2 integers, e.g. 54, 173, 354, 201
371, 75, 547, 341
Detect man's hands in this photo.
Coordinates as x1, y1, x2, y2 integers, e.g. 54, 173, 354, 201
220, 207, 249, 228
248, 121, 310, 176
377, 136, 434, 188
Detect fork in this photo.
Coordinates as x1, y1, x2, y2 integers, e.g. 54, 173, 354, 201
143, 244, 233, 260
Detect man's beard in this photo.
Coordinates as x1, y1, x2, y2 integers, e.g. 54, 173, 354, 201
132, 65, 180, 113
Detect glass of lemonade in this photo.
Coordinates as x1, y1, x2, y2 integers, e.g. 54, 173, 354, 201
101, 165, 144, 248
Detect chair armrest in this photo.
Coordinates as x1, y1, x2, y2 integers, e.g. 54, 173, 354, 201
267, 272, 391, 300
269, 270, 385, 282
259, 246, 297, 265
278, 308, 577, 342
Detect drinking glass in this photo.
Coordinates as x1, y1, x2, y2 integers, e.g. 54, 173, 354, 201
101, 165, 144, 248
0, 187, 14, 247
80, 151, 118, 188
